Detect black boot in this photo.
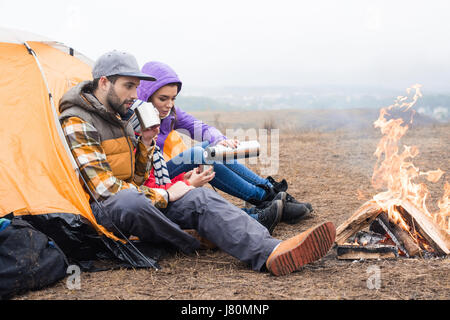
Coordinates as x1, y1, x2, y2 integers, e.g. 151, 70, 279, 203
246, 183, 279, 206
267, 176, 288, 192
254, 199, 283, 235
255, 192, 311, 225
282, 202, 312, 224
285, 193, 313, 212
267, 176, 313, 212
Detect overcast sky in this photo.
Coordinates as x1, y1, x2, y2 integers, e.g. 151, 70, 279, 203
1, 0, 450, 91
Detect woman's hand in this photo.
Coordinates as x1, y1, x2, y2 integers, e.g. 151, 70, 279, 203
184, 166, 215, 187
218, 139, 240, 149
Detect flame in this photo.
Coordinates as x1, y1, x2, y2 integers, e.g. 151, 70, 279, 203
357, 189, 366, 200
436, 181, 449, 231
371, 84, 449, 235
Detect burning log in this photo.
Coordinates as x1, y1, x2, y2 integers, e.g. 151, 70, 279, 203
336, 230, 398, 260
349, 230, 387, 246
398, 200, 449, 256
337, 244, 398, 260
370, 212, 421, 257
335, 200, 384, 245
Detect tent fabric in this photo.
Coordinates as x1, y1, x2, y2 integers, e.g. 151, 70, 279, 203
0, 27, 93, 65
0, 41, 104, 230
0, 28, 162, 268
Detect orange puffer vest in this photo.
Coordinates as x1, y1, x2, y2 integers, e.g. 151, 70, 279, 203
59, 81, 136, 181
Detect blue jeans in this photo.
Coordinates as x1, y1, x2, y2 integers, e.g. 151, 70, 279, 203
166, 141, 272, 206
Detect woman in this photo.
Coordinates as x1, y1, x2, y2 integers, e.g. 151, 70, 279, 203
128, 61, 312, 224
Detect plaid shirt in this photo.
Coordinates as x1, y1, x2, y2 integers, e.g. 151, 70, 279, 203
61, 116, 168, 209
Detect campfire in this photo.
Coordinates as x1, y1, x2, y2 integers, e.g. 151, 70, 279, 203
335, 84, 449, 260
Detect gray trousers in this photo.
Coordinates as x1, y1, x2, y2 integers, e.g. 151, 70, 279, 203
91, 188, 280, 271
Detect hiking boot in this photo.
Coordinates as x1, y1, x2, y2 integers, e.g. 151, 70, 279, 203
267, 176, 288, 192
282, 202, 312, 224
271, 191, 287, 206
268, 192, 311, 224
285, 192, 313, 212
266, 176, 314, 212
246, 184, 278, 206
255, 199, 283, 235
266, 221, 336, 276
254, 192, 311, 224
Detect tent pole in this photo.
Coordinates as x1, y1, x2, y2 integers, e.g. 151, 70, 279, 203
77, 169, 161, 270
23, 41, 80, 173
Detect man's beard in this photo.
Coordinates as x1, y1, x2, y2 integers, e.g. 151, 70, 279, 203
106, 86, 133, 118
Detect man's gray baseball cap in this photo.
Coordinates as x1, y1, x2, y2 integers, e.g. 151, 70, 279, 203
92, 50, 156, 81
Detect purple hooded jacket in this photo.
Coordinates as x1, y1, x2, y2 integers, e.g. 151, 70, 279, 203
136, 61, 226, 153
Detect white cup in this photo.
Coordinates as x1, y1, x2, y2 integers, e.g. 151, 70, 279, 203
134, 102, 160, 130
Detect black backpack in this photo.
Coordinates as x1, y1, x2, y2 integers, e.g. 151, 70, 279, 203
0, 218, 68, 299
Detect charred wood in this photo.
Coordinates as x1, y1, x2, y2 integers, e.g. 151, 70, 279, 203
337, 244, 398, 260
398, 201, 449, 256
335, 200, 384, 245
370, 212, 421, 257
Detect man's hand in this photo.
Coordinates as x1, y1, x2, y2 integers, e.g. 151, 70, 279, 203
218, 139, 240, 149
167, 181, 195, 202
184, 166, 215, 187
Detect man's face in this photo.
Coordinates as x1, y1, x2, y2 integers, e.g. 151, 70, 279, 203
105, 76, 140, 117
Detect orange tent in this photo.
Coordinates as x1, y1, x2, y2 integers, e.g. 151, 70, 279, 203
0, 28, 158, 267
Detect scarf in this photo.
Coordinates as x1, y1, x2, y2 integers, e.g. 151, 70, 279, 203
151, 144, 172, 185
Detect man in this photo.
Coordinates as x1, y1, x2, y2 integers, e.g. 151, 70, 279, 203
59, 50, 336, 276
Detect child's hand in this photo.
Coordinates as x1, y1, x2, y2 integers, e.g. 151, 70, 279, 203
186, 166, 215, 187
140, 125, 160, 147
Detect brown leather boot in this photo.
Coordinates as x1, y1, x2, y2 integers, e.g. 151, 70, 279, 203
266, 221, 336, 276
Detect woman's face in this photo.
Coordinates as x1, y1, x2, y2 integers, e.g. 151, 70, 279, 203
149, 85, 178, 119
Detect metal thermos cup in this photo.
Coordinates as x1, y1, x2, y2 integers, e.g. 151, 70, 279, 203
134, 102, 160, 130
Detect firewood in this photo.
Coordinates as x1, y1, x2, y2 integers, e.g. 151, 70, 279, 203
398, 200, 449, 256
372, 212, 421, 257
335, 200, 384, 245
336, 244, 398, 260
